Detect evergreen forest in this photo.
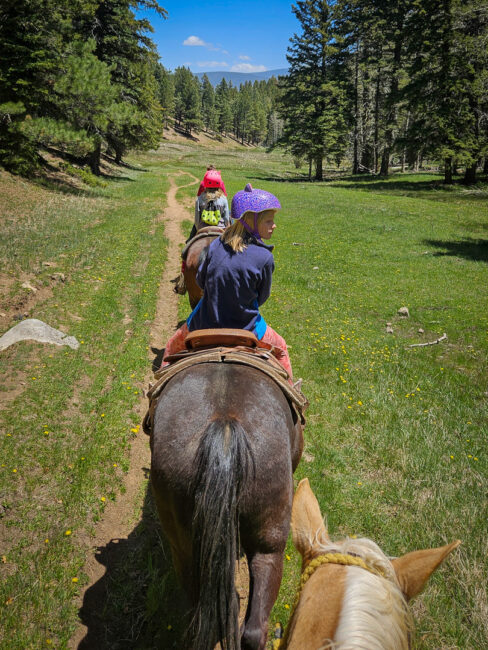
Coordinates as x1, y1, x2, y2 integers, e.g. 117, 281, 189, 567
1, 0, 487, 183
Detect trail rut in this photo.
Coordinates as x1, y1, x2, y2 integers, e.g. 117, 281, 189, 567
69, 170, 198, 649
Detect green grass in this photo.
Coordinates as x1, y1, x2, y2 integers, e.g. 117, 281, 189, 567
1, 141, 487, 648
171, 149, 487, 648
0, 159, 171, 648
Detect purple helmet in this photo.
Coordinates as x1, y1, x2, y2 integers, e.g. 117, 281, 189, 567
231, 183, 281, 221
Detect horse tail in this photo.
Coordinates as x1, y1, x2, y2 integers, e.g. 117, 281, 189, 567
185, 417, 254, 650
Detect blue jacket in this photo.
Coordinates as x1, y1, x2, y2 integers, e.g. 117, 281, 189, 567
187, 234, 274, 339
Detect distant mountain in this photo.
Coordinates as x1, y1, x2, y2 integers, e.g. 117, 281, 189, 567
195, 68, 288, 87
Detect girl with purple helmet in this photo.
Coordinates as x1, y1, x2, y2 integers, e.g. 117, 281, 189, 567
163, 183, 293, 380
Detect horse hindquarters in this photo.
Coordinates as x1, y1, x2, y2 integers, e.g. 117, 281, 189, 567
184, 417, 253, 650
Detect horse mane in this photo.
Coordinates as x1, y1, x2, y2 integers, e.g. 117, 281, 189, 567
310, 534, 413, 650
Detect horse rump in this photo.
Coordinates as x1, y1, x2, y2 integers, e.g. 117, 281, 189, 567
184, 416, 254, 650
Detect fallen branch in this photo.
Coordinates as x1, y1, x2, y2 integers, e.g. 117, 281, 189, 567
406, 333, 447, 348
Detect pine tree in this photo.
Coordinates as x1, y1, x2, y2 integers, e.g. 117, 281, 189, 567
84, 0, 166, 164
0, 0, 78, 170
155, 64, 175, 128
173, 67, 203, 135
278, 0, 349, 179
215, 79, 233, 135
404, 0, 473, 183
201, 74, 216, 133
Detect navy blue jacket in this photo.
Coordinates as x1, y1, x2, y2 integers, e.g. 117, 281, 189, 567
187, 234, 274, 339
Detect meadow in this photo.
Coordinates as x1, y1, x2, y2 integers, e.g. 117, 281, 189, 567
0, 138, 487, 648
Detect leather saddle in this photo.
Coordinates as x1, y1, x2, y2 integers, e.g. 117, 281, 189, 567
143, 330, 308, 435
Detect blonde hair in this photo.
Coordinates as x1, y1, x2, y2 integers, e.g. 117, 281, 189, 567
202, 188, 223, 201
221, 210, 275, 252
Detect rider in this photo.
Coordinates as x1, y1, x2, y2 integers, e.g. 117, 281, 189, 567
163, 183, 293, 380
187, 168, 230, 241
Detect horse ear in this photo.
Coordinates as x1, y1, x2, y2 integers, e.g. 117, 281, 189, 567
291, 479, 330, 560
391, 540, 461, 602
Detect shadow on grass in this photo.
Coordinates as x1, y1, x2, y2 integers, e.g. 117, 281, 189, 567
76, 486, 188, 650
424, 238, 488, 263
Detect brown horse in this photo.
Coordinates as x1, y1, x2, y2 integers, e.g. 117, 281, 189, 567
183, 228, 222, 308
281, 478, 461, 649
150, 362, 304, 650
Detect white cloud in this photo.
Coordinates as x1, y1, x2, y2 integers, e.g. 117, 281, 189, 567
230, 63, 267, 73
183, 35, 207, 47
239, 55, 251, 61
183, 36, 222, 52
197, 61, 229, 68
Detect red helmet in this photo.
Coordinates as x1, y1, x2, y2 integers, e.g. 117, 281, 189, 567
202, 169, 222, 189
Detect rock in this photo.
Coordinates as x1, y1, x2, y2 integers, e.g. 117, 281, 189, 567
21, 282, 37, 293
42, 261, 56, 267
51, 272, 66, 282
0, 319, 79, 351
313, 266, 319, 270
397, 306, 410, 318
418, 328, 424, 334
386, 323, 394, 334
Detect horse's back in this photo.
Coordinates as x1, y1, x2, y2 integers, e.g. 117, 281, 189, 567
150, 361, 301, 650
151, 362, 298, 525
152, 362, 296, 472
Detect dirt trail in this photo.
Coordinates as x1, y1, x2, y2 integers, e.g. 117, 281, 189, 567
70, 170, 198, 649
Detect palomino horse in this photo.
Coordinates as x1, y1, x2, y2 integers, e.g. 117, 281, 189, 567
150, 362, 304, 650
183, 227, 222, 308
281, 478, 460, 649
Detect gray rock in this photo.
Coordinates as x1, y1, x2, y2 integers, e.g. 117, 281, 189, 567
398, 306, 410, 317
0, 319, 79, 351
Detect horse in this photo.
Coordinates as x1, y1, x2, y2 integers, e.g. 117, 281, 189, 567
280, 478, 461, 649
150, 361, 304, 650
183, 227, 222, 308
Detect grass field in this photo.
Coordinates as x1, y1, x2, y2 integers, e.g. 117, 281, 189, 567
1, 139, 487, 649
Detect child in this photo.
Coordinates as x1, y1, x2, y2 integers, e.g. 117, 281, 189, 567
163, 183, 293, 380
187, 168, 230, 241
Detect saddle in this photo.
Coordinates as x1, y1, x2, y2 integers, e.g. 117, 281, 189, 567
143, 329, 308, 435
181, 227, 223, 260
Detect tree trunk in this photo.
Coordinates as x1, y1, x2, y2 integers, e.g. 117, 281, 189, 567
380, 148, 390, 176
374, 72, 380, 173
444, 156, 453, 184
483, 157, 488, 176
353, 42, 360, 175
114, 140, 124, 165
463, 162, 477, 185
308, 157, 312, 181
315, 155, 323, 181
88, 139, 102, 176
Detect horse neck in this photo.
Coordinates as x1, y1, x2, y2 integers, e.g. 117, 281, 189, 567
287, 539, 412, 650
333, 565, 411, 649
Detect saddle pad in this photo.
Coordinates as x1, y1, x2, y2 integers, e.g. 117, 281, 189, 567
147, 348, 308, 424
181, 228, 223, 260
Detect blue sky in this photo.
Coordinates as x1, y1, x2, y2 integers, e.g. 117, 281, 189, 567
138, 0, 298, 73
